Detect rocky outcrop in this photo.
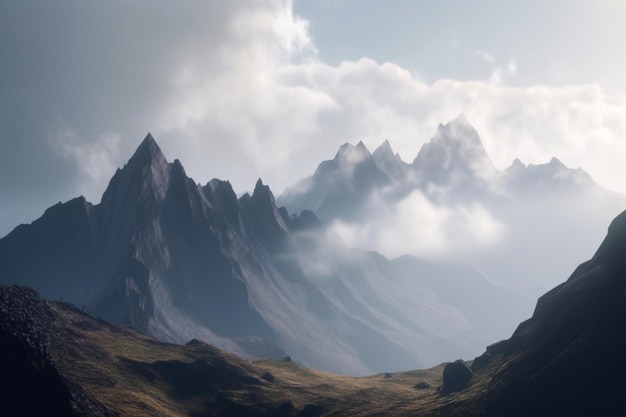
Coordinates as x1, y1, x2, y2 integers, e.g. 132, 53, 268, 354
441, 359, 474, 393
0, 285, 114, 417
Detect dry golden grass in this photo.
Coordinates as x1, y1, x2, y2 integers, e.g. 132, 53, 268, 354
48, 302, 498, 417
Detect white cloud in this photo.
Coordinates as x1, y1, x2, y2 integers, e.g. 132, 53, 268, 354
144, 5, 626, 195
49, 122, 120, 201
329, 189, 508, 260
6, 0, 626, 224
25, 0, 619, 200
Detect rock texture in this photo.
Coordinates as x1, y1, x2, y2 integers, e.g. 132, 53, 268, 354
486, 209, 626, 416
441, 360, 473, 393
0, 286, 114, 417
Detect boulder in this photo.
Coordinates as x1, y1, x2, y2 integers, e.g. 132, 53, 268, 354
442, 359, 474, 393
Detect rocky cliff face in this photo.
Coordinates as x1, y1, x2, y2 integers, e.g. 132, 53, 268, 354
436, 209, 626, 416
483, 209, 626, 416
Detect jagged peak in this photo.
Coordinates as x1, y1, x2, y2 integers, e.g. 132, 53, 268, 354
506, 158, 526, 172
335, 141, 372, 166
137, 132, 161, 154
252, 178, 275, 206
207, 178, 232, 190
451, 113, 470, 126
414, 115, 492, 165
126, 133, 168, 170
434, 114, 479, 141
373, 139, 394, 156
100, 134, 172, 206
548, 156, 565, 168
527, 157, 567, 172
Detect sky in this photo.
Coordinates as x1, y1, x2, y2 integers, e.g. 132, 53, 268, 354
1, 0, 626, 237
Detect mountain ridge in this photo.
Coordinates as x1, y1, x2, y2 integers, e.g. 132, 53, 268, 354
277, 115, 626, 293
0, 133, 529, 375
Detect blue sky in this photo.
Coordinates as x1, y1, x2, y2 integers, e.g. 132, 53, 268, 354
296, 0, 626, 91
1, 0, 625, 236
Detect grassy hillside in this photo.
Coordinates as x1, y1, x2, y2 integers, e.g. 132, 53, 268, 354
49, 300, 497, 416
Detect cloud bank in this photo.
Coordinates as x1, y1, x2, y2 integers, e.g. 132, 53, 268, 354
329, 189, 508, 259
1, 0, 626, 237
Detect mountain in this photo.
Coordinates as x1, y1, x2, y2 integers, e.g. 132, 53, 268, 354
372, 139, 412, 184
412, 114, 498, 196
441, 209, 626, 416
278, 115, 626, 293
3, 209, 626, 416
0, 134, 527, 375
277, 141, 391, 222
504, 156, 596, 194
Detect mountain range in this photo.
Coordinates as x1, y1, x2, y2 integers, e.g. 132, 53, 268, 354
2, 116, 624, 377
3, 208, 625, 416
278, 114, 626, 292
0, 133, 528, 375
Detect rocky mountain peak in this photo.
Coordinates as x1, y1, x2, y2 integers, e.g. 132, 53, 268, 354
100, 134, 172, 209
372, 139, 394, 159
252, 178, 275, 205
335, 141, 372, 166
372, 139, 410, 183
549, 156, 564, 166
412, 115, 496, 186
430, 114, 489, 158
128, 133, 168, 170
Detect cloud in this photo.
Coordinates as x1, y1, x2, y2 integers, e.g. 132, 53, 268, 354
329, 189, 508, 260
473, 51, 518, 85
49, 122, 120, 201
266, 62, 626, 195
2, 0, 626, 237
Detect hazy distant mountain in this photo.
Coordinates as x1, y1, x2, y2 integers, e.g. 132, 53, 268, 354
278, 115, 626, 292
372, 139, 412, 184
278, 141, 391, 222
0, 134, 528, 375
413, 114, 498, 197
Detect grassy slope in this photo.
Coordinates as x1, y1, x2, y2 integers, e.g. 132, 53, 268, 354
49, 301, 501, 417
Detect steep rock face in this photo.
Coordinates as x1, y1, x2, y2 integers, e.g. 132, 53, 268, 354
0, 135, 278, 356
0, 196, 96, 302
458, 210, 626, 416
